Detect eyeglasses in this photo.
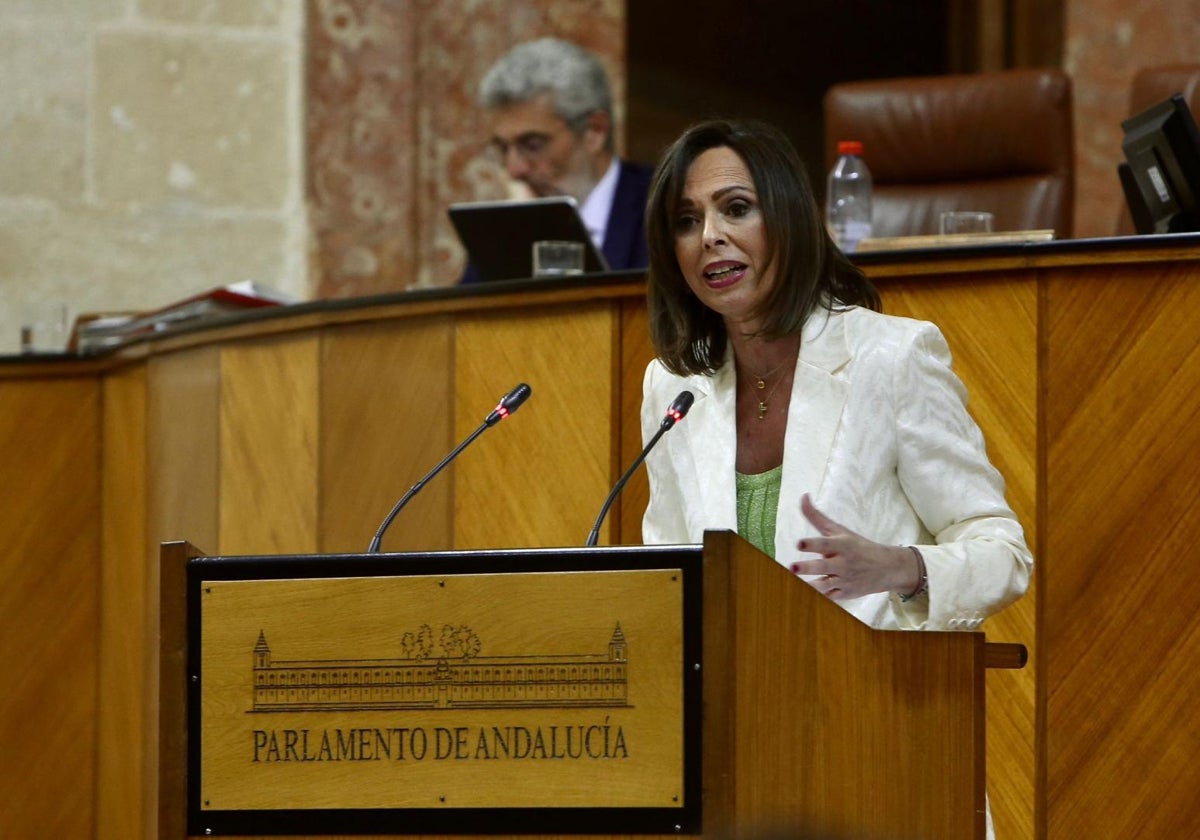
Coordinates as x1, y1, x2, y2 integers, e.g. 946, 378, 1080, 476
488, 131, 556, 164
486, 112, 593, 165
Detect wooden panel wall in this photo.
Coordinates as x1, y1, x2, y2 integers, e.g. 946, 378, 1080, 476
219, 336, 321, 555
319, 318, 455, 554
1041, 262, 1200, 837
148, 347, 222, 556
454, 303, 619, 550
97, 365, 149, 840
879, 271, 1039, 840
144, 346, 221, 834
0, 375, 101, 840
617, 299, 657, 545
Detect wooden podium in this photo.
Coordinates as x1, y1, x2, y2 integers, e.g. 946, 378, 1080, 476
160, 533, 1021, 840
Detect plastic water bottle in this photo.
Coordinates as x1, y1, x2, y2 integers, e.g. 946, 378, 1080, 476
825, 140, 873, 253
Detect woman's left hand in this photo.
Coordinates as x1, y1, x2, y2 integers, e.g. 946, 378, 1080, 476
789, 494, 920, 601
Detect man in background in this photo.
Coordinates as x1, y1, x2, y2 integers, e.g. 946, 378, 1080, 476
461, 37, 652, 283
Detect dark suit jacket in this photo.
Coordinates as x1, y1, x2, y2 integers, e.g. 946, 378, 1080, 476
459, 160, 653, 284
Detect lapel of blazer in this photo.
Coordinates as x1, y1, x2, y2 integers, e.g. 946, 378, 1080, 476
681, 354, 739, 531
775, 309, 852, 557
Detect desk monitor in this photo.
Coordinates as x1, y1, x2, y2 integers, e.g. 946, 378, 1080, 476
1119, 93, 1200, 234
448, 196, 609, 282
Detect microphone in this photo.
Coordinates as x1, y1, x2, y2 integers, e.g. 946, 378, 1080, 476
367, 383, 532, 553
585, 390, 694, 547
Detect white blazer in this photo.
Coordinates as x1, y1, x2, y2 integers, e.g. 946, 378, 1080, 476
641, 306, 1033, 631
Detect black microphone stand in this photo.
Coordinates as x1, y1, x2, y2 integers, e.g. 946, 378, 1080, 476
367, 383, 531, 553
367, 424, 488, 554
586, 391, 694, 547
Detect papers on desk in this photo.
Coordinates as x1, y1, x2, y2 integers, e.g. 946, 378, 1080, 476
854, 229, 1056, 253
72, 281, 297, 354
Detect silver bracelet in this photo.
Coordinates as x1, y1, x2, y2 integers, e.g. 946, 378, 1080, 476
900, 546, 927, 602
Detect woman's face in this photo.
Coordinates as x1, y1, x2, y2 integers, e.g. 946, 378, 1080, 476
672, 146, 775, 333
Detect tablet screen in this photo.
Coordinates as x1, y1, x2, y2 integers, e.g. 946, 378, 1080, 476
449, 196, 611, 282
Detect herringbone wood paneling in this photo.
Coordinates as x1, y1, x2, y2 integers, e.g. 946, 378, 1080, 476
1043, 264, 1200, 838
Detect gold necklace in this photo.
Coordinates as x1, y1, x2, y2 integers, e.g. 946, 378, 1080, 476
741, 358, 792, 421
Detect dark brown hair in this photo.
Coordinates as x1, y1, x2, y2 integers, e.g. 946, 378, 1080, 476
645, 119, 880, 376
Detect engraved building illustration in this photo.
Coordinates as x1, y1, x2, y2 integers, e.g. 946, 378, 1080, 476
252, 624, 629, 711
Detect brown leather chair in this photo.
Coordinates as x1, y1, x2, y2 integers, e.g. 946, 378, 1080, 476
823, 68, 1074, 238
1117, 64, 1200, 234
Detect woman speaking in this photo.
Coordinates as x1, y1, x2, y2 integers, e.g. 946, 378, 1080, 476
639, 119, 1032, 634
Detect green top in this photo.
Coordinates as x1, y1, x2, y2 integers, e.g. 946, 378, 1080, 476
736, 464, 783, 559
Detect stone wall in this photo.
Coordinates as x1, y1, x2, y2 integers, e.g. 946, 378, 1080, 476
1066, 0, 1200, 238
0, 0, 624, 352
0, 0, 306, 354
305, 0, 624, 297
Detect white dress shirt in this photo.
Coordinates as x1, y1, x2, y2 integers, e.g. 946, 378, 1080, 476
579, 158, 621, 251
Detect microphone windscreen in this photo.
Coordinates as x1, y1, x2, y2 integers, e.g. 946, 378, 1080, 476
661, 390, 695, 429
485, 382, 533, 426
587, 389, 693, 546
669, 390, 695, 418
503, 382, 532, 412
